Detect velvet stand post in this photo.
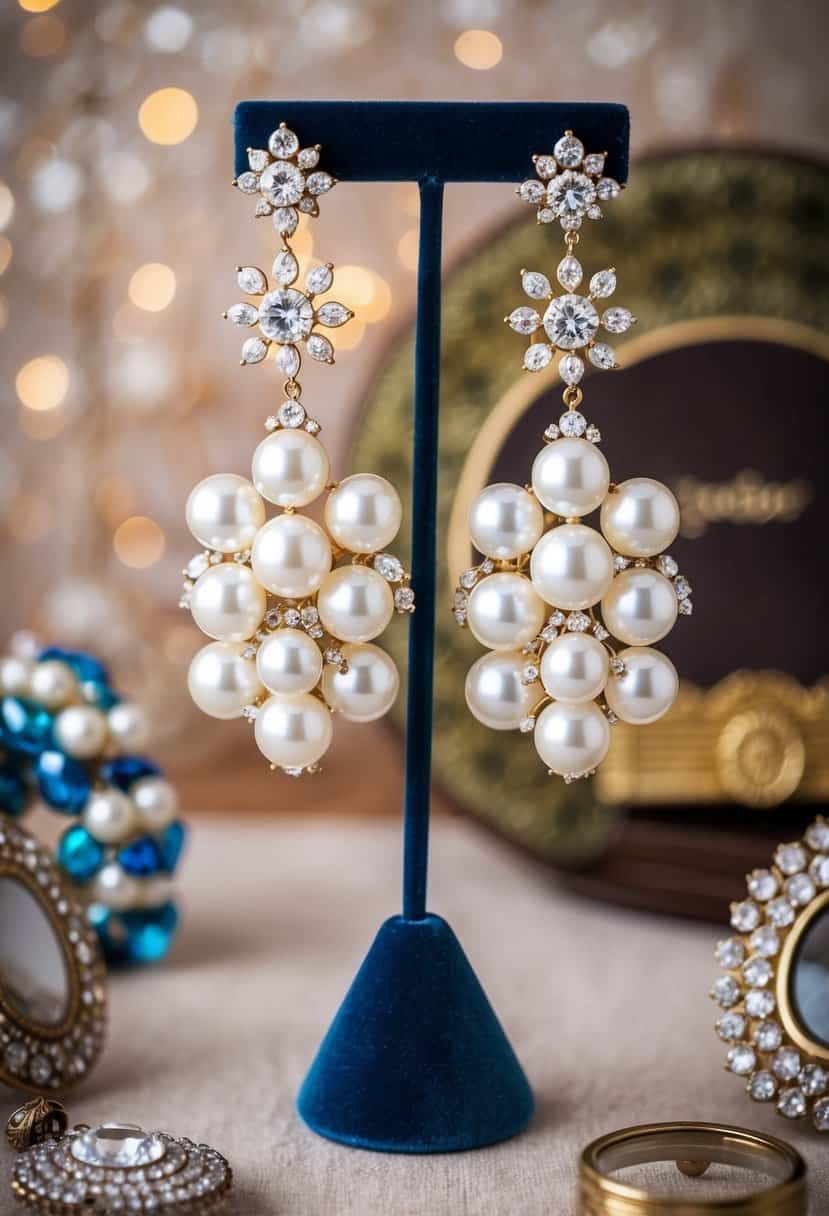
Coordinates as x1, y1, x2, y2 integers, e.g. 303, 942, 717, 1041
233, 101, 630, 1154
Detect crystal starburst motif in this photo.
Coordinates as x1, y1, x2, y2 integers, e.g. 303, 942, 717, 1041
233, 122, 336, 236
516, 130, 622, 230
225, 256, 352, 378
508, 260, 635, 379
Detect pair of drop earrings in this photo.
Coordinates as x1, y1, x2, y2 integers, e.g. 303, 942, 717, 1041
183, 124, 692, 782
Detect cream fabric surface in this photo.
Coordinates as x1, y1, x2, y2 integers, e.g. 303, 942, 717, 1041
2, 815, 826, 1215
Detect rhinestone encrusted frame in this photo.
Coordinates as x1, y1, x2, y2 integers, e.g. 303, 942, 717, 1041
0, 820, 107, 1095
710, 815, 829, 1132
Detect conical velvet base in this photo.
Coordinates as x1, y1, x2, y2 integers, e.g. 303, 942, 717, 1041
296, 914, 534, 1153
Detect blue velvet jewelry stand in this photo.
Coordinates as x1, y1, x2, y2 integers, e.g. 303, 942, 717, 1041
234, 101, 630, 1154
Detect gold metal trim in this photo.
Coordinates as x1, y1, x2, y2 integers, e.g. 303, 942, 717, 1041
580, 1121, 806, 1215
776, 888, 829, 1064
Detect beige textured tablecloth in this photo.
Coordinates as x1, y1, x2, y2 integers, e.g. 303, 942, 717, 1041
3, 815, 826, 1215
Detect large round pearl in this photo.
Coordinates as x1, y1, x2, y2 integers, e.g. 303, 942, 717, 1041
601, 477, 680, 557
605, 646, 678, 724
0, 656, 32, 697
317, 566, 394, 644
131, 776, 178, 832
532, 438, 610, 518
185, 473, 265, 554
187, 641, 263, 720
534, 701, 611, 777
256, 628, 323, 696
91, 863, 139, 911
466, 572, 547, 651
29, 659, 78, 709
54, 705, 109, 758
251, 429, 329, 509
465, 650, 542, 730
107, 701, 148, 749
324, 474, 402, 554
469, 483, 544, 561
189, 563, 267, 643
82, 787, 137, 844
540, 633, 609, 704
530, 523, 613, 611
251, 514, 332, 599
601, 568, 678, 646
254, 693, 333, 769
322, 643, 399, 722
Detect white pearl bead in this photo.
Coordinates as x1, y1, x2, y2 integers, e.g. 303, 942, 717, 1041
530, 523, 613, 611
251, 429, 330, 508
469, 482, 544, 560
605, 646, 678, 724
254, 693, 333, 769
0, 656, 33, 696
54, 705, 109, 758
322, 643, 399, 722
107, 701, 148, 749
187, 641, 264, 720
466, 572, 547, 651
131, 776, 178, 832
256, 628, 323, 696
465, 650, 542, 730
185, 473, 265, 554
324, 474, 402, 554
601, 568, 678, 646
533, 701, 611, 776
317, 565, 394, 644
91, 863, 140, 911
251, 513, 332, 599
189, 562, 267, 643
29, 659, 78, 709
540, 633, 609, 704
601, 477, 680, 557
531, 438, 610, 518
83, 787, 137, 844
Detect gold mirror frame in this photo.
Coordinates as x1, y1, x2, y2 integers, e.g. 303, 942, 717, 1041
711, 817, 829, 1133
353, 148, 829, 861
0, 818, 107, 1094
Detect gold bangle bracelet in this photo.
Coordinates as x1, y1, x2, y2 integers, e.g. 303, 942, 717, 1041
580, 1122, 806, 1216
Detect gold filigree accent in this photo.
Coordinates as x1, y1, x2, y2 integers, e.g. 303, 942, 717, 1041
6, 1099, 67, 1152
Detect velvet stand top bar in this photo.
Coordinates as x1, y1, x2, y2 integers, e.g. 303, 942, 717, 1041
234, 100, 629, 183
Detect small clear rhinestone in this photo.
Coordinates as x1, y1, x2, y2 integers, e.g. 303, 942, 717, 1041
536, 207, 555, 224
509, 307, 541, 335
810, 855, 829, 887
753, 1020, 783, 1052
657, 554, 678, 577
773, 1048, 801, 1081
597, 176, 621, 201
806, 820, 829, 851
559, 354, 585, 385
268, 126, 300, 159
673, 575, 692, 601
748, 869, 778, 901
775, 843, 807, 874
767, 897, 795, 928
374, 554, 404, 582
582, 153, 606, 176
748, 1071, 778, 1102
602, 306, 633, 333
586, 424, 601, 443
307, 171, 334, 196
241, 705, 258, 720
785, 872, 816, 906
814, 1098, 829, 1131
750, 925, 780, 957
614, 555, 630, 572
566, 612, 591, 632
559, 410, 586, 437
716, 1012, 746, 1042
553, 133, 584, 168
273, 207, 298, 236
524, 344, 553, 372
237, 266, 267, 295
522, 664, 539, 684
278, 400, 306, 429
260, 160, 305, 207
715, 937, 745, 970
592, 623, 609, 641
275, 344, 301, 378
534, 156, 557, 179
742, 956, 772, 987
235, 171, 259, 194
745, 989, 775, 1018
460, 569, 478, 590
519, 716, 535, 734
588, 342, 616, 370
283, 608, 301, 627
317, 302, 351, 327
395, 587, 415, 612
518, 179, 545, 204
778, 1088, 807, 1119
731, 899, 761, 932
678, 598, 693, 616
610, 657, 625, 676
241, 338, 268, 365
227, 302, 258, 326
556, 256, 583, 290
307, 334, 334, 363
248, 148, 269, 172
297, 147, 320, 169
543, 424, 560, 441
589, 269, 617, 298
522, 270, 552, 299
186, 553, 209, 580
727, 1044, 756, 1076
306, 264, 334, 295
800, 1064, 828, 1096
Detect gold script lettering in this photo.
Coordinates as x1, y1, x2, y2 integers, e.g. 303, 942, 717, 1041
673, 470, 813, 538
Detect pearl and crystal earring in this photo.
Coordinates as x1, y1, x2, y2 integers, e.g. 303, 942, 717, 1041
183, 123, 414, 776
453, 131, 693, 783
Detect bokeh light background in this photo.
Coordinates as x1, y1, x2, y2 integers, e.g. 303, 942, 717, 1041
1, 0, 826, 811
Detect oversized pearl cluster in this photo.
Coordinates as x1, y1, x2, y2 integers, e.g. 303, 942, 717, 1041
186, 120, 413, 776
184, 421, 414, 775
454, 133, 692, 783
0, 634, 184, 965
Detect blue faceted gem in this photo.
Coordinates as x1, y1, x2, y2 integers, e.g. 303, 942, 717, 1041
39, 647, 110, 685
0, 696, 53, 755
160, 820, 186, 874
57, 824, 104, 882
37, 749, 91, 814
0, 764, 27, 817
99, 755, 161, 792
118, 835, 163, 877
92, 901, 178, 966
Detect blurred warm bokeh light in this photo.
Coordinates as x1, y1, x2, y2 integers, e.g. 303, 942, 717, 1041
453, 29, 503, 71
138, 87, 198, 145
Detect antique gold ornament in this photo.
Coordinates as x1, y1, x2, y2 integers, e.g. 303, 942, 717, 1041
453, 133, 692, 782
7, 1100, 232, 1214
711, 816, 829, 1132
184, 123, 414, 775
